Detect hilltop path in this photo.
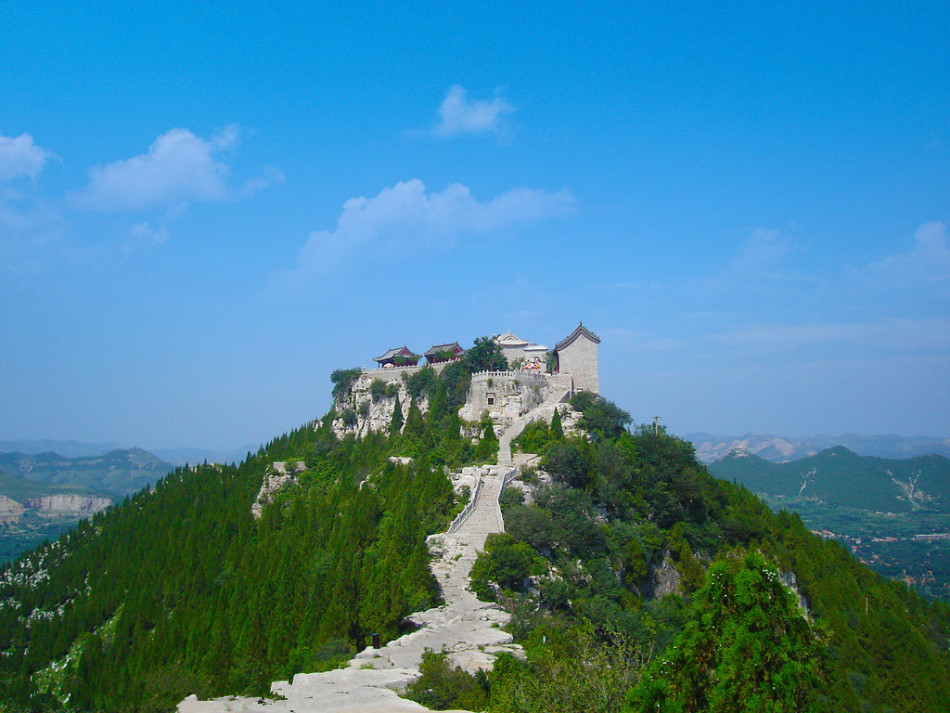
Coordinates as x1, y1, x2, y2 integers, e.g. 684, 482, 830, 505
178, 391, 568, 713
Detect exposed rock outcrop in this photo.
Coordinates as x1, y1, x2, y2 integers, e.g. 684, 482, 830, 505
24, 494, 111, 517
252, 462, 305, 519
0, 496, 25, 525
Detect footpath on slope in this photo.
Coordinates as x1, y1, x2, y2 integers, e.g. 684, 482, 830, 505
178, 390, 568, 713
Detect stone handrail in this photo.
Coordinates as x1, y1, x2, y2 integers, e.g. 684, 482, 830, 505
361, 363, 422, 373
361, 360, 455, 376
501, 466, 519, 490
471, 370, 547, 382
447, 473, 482, 534
501, 468, 518, 490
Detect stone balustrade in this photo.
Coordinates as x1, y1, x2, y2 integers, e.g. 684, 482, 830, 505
447, 473, 482, 534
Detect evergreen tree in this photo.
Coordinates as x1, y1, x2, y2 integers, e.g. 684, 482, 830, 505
403, 398, 425, 440
627, 551, 829, 712
474, 413, 498, 463
390, 396, 404, 434
550, 407, 564, 441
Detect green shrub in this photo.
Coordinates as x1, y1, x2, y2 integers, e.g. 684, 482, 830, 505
370, 379, 387, 402
330, 367, 362, 402
405, 651, 488, 710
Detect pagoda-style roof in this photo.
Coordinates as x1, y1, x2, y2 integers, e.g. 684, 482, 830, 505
424, 342, 465, 363
494, 330, 529, 349
554, 323, 601, 351
374, 346, 420, 366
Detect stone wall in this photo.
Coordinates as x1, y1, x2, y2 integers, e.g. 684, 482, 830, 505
357, 359, 453, 383
458, 371, 551, 424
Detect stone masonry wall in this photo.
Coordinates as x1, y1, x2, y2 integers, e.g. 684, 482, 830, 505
458, 371, 551, 424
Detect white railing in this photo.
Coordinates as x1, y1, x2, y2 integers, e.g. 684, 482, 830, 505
501, 466, 519, 491
471, 370, 548, 382
362, 363, 422, 373
447, 473, 482, 534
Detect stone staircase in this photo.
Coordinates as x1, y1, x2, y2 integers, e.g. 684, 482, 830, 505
178, 397, 566, 713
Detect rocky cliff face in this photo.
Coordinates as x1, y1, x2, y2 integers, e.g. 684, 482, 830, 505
24, 495, 112, 517
331, 372, 431, 439
252, 462, 305, 519
0, 496, 25, 525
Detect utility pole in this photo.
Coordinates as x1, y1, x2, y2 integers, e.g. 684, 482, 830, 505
653, 416, 660, 437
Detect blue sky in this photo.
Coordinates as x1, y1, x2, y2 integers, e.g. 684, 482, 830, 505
1, 1, 948, 451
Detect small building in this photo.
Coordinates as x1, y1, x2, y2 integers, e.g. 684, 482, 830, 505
424, 342, 465, 364
373, 346, 421, 368
494, 330, 530, 362
494, 330, 550, 369
554, 323, 600, 393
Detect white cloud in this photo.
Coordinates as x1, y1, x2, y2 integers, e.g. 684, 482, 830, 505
433, 85, 515, 138
74, 125, 278, 211
713, 318, 950, 351
729, 228, 794, 276
122, 222, 169, 255
861, 221, 950, 286
0, 132, 53, 182
290, 179, 573, 276
239, 166, 285, 196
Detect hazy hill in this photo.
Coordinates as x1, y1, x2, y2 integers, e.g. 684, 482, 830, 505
0, 448, 174, 498
708, 446, 950, 513
0, 467, 115, 565
0, 440, 256, 468
688, 432, 950, 463
0, 439, 124, 459
0, 468, 109, 504
150, 444, 259, 467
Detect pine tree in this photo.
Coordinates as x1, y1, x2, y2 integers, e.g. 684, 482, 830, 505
627, 551, 828, 712
475, 413, 498, 463
550, 408, 564, 441
403, 398, 425, 440
390, 396, 404, 434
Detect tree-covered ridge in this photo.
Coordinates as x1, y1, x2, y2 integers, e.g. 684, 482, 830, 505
0, 413, 458, 712
709, 446, 950, 513
0, 448, 173, 498
449, 394, 950, 712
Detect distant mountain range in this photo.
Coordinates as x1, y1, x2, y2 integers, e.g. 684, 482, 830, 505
0, 439, 257, 467
708, 446, 950, 513
686, 432, 950, 464
0, 448, 177, 564
0, 448, 174, 499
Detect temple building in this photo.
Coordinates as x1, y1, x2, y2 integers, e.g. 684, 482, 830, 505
424, 342, 465, 364
493, 331, 550, 372
367, 323, 600, 395
373, 346, 421, 368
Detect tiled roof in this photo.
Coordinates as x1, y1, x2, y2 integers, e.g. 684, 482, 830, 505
494, 330, 529, 348
554, 323, 601, 351
374, 346, 417, 362
424, 342, 464, 357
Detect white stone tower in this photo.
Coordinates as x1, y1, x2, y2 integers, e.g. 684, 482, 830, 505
554, 323, 600, 394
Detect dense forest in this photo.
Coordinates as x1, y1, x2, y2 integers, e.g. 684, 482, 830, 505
0, 352, 948, 712
445, 397, 950, 711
